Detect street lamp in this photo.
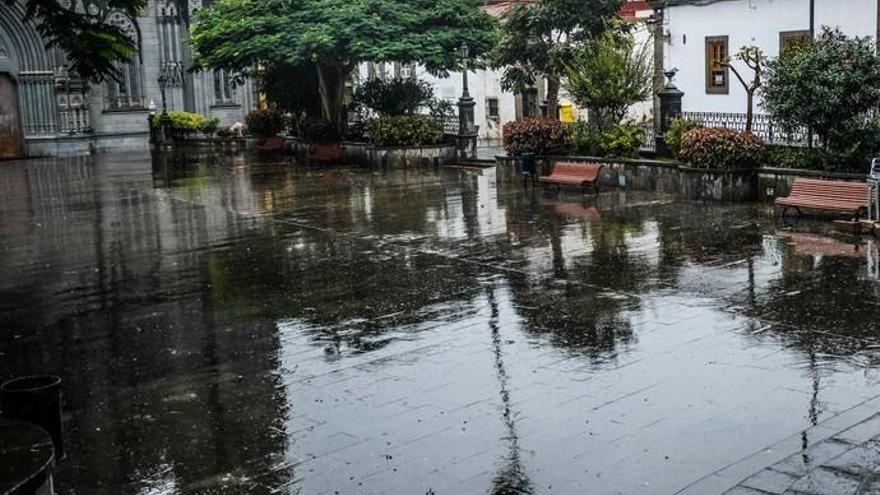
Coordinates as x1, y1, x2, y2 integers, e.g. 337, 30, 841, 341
457, 43, 477, 160
157, 70, 172, 144
157, 72, 169, 115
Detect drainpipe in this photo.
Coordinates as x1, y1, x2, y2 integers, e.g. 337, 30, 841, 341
809, 0, 815, 37
808, 0, 815, 149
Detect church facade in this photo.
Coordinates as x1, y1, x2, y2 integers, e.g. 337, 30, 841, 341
0, 0, 257, 159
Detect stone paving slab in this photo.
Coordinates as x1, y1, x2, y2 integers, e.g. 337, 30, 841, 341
4, 155, 880, 494
719, 412, 880, 494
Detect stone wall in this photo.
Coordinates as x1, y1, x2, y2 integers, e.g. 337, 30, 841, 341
500, 155, 868, 203
291, 140, 459, 168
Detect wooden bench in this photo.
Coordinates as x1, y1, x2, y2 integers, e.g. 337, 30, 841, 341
775, 178, 869, 219
257, 136, 286, 154
309, 143, 344, 164
539, 161, 604, 194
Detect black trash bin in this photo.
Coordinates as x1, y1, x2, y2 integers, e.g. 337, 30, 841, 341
519, 153, 537, 187
1, 375, 65, 461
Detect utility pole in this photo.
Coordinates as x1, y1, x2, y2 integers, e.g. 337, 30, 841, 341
649, 6, 665, 130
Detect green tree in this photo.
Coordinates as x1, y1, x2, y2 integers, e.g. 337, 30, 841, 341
763, 27, 880, 166
490, 0, 622, 120
191, 0, 496, 134
563, 30, 652, 131
7, 0, 144, 82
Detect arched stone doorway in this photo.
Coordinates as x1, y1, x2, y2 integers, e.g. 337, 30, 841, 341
0, 73, 24, 159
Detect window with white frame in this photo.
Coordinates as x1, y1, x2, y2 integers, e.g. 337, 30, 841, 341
487, 97, 500, 120
213, 69, 236, 104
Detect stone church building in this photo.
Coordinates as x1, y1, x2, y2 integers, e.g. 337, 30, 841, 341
0, 0, 256, 158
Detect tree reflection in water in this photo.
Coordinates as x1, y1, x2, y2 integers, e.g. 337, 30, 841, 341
487, 286, 533, 495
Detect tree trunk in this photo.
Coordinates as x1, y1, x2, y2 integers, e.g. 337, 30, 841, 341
316, 64, 348, 138
545, 76, 560, 121
745, 90, 754, 132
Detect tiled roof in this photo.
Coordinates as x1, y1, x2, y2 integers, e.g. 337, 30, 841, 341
483, 0, 535, 18
483, 0, 653, 20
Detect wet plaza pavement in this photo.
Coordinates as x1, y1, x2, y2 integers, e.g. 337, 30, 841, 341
2, 152, 880, 494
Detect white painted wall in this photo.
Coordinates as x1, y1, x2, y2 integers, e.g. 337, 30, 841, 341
420, 67, 515, 143
665, 0, 877, 113
355, 63, 515, 144
627, 22, 654, 123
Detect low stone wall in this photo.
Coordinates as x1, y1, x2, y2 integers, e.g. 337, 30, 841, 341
509, 155, 759, 202
27, 131, 150, 157
756, 167, 866, 202
291, 140, 458, 167
499, 155, 868, 203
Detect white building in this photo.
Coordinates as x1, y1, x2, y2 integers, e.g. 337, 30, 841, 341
661, 0, 879, 114
352, 0, 657, 146
353, 61, 516, 145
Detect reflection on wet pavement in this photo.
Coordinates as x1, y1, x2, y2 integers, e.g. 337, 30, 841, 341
1, 152, 879, 494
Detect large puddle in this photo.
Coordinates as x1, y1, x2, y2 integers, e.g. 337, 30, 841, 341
1, 153, 879, 494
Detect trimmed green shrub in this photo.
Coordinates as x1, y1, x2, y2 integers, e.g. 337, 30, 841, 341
151, 111, 207, 133
201, 117, 220, 136
573, 121, 644, 158
678, 127, 765, 169
765, 145, 821, 170
502, 118, 571, 156
245, 109, 286, 138
366, 115, 444, 147
665, 117, 703, 158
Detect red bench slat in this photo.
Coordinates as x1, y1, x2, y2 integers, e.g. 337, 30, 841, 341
541, 162, 604, 188
775, 177, 869, 215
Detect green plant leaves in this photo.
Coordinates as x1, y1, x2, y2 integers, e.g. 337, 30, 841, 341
366, 115, 444, 146
763, 26, 880, 165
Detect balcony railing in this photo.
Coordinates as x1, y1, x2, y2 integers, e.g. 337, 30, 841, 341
59, 107, 91, 134
57, 91, 91, 134
105, 96, 146, 112
681, 112, 814, 147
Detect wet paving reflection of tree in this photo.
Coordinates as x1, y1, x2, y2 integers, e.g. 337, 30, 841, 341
3, 152, 880, 493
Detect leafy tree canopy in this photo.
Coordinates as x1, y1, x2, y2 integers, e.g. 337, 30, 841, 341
489, 0, 622, 119
563, 30, 651, 131
193, 0, 495, 72
762, 27, 880, 157
192, 0, 496, 131
7, 0, 145, 82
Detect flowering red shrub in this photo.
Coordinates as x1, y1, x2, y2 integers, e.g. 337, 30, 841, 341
503, 118, 571, 156
678, 127, 765, 169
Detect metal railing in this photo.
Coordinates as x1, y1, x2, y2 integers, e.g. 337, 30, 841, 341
869, 158, 880, 221
441, 115, 459, 135
680, 112, 814, 147
640, 122, 655, 151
